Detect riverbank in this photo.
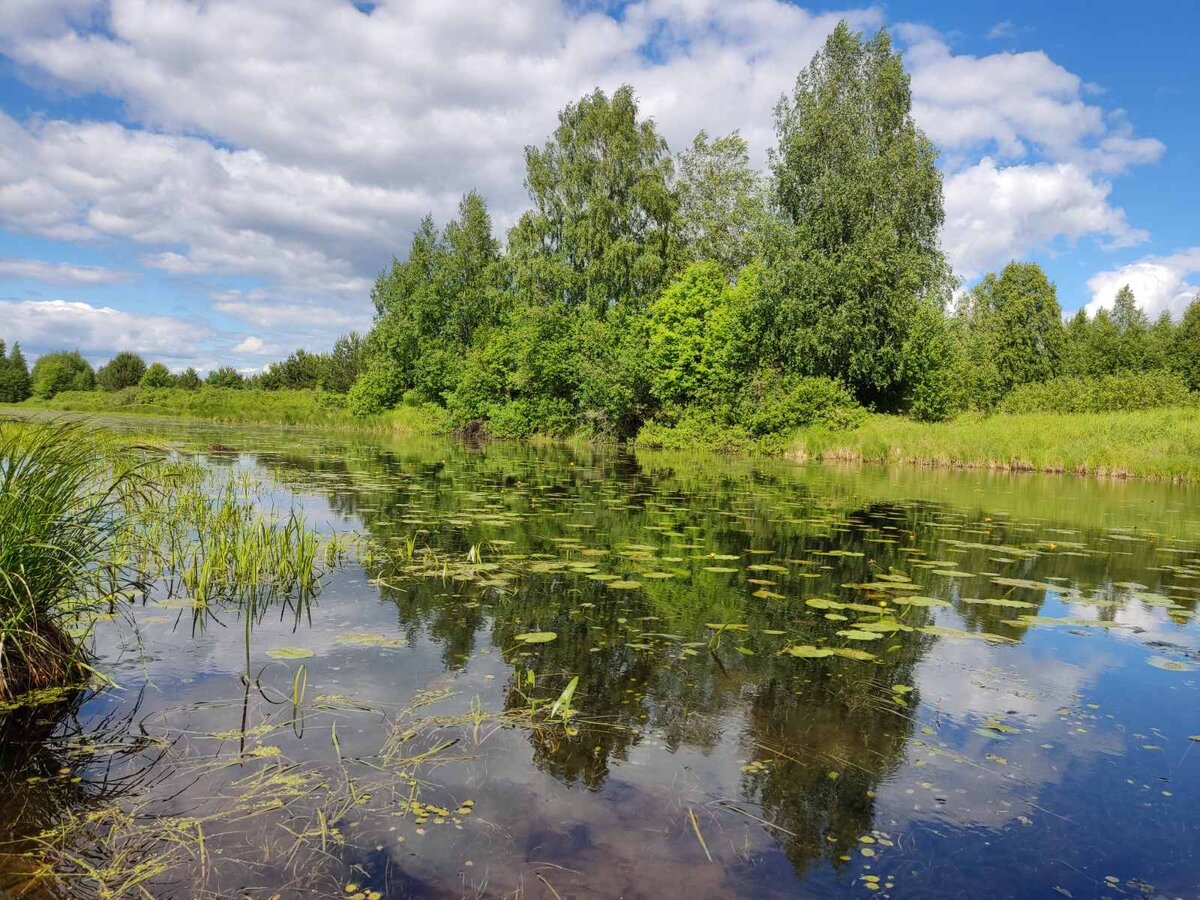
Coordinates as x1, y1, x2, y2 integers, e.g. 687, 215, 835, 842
790, 408, 1200, 482
7, 390, 1200, 482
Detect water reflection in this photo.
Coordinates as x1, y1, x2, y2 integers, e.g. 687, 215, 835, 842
1, 417, 1198, 897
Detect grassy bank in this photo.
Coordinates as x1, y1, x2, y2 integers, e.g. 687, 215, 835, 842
5, 386, 449, 433
791, 408, 1200, 481
9, 390, 1200, 482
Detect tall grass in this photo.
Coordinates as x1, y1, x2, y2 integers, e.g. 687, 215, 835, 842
0, 420, 147, 700
7, 386, 450, 434
792, 408, 1200, 481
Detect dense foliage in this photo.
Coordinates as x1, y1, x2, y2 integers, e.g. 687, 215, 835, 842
31, 351, 94, 399
3, 22, 1198, 443
96, 351, 147, 391
0, 341, 31, 403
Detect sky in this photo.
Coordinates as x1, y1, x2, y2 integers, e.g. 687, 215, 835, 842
0, 0, 1196, 373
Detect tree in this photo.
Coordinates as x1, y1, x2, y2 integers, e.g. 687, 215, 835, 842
1110, 284, 1150, 371
205, 366, 245, 389
31, 350, 95, 399
1147, 311, 1176, 371
508, 86, 676, 317
318, 332, 366, 393
766, 21, 948, 408
959, 263, 1064, 403
1086, 308, 1122, 376
675, 131, 769, 277
364, 194, 505, 406
140, 362, 175, 388
96, 352, 147, 391
0, 342, 33, 402
1062, 308, 1093, 377
645, 262, 735, 408
1176, 294, 1200, 391
177, 367, 202, 390
259, 349, 323, 390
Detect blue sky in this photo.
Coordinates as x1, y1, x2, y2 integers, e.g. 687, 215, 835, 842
0, 0, 1196, 371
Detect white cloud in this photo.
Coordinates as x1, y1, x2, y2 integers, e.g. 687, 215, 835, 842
232, 336, 267, 355
0, 298, 213, 362
0, 257, 132, 285
943, 158, 1147, 280
1085, 248, 1200, 319
903, 28, 1163, 174
0, 2, 1166, 346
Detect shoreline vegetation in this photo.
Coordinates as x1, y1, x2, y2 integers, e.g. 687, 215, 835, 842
6, 389, 1200, 482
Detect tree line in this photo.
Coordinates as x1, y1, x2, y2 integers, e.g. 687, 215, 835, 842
0, 335, 366, 403
3, 23, 1198, 432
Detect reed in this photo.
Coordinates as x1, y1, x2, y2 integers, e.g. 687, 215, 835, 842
0, 420, 148, 700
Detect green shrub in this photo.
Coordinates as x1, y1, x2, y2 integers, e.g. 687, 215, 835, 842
347, 361, 406, 417
733, 371, 863, 435
998, 371, 1194, 415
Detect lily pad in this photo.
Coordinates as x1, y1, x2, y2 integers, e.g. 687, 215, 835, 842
515, 631, 558, 644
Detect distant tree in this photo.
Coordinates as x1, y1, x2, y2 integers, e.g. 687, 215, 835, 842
0, 341, 33, 402
140, 362, 175, 388
675, 131, 769, 277
205, 366, 245, 389
31, 350, 95, 399
959, 263, 1063, 404
319, 332, 367, 393
1110, 284, 1151, 371
259, 349, 323, 390
1147, 310, 1176, 371
508, 85, 676, 317
765, 21, 949, 408
177, 367, 202, 390
1086, 308, 1122, 376
96, 351, 148, 391
1176, 294, 1200, 391
1062, 308, 1093, 377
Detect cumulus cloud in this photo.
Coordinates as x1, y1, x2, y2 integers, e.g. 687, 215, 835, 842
0, 1, 1167, 350
1085, 248, 1200, 319
943, 158, 1147, 280
0, 298, 213, 362
0, 256, 132, 285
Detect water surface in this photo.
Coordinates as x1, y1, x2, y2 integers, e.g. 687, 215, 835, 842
3, 418, 1199, 898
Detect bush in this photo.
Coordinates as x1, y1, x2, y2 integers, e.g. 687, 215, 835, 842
31, 351, 94, 399
998, 371, 1194, 415
347, 361, 406, 417
732, 371, 864, 435
634, 408, 787, 454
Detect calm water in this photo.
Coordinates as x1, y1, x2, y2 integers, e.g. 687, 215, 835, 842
3, 417, 1200, 898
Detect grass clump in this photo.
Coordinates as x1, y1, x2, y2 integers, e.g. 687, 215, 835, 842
0, 420, 147, 700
